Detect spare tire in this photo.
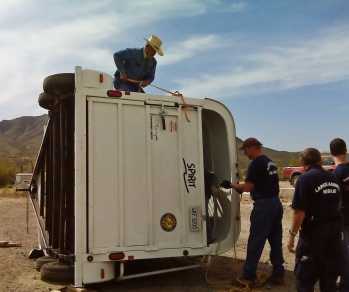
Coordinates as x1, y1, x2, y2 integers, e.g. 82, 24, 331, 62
43, 73, 74, 96
41, 261, 74, 283
38, 92, 56, 110
35, 256, 57, 271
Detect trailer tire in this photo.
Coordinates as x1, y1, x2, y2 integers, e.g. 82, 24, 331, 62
38, 92, 59, 110
41, 262, 74, 283
43, 73, 75, 96
35, 256, 57, 271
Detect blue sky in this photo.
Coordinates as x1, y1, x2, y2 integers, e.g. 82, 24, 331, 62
0, 0, 348, 151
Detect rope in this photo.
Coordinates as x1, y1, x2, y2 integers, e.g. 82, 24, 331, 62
121, 79, 191, 122
149, 84, 191, 122
202, 253, 269, 292
26, 191, 29, 234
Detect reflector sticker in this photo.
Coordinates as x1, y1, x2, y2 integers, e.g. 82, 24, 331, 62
190, 207, 201, 232
160, 213, 177, 232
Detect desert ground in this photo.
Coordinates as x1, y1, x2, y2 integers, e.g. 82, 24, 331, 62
0, 182, 317, 292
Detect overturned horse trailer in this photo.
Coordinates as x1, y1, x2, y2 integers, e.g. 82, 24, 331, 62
30, 67, 240, 287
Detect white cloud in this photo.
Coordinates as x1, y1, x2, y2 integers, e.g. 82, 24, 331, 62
176, 25, 349, 98
0, 0, 249, 119
0, 0, 223, 119
219, 1, 247, 13
159, 34, 228, 66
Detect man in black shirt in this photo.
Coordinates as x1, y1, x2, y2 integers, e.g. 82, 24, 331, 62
288, 148, 342, 292
222, 137, 284, 286
330, 138, 349, 291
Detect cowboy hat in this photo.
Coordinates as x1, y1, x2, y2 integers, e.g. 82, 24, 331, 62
144, 35, 164, 56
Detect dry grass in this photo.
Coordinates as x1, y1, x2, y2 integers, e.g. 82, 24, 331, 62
0, 187, 26, 198
0, 182, 311, 292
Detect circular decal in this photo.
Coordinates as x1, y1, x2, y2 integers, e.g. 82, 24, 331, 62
160, 213, 177, 232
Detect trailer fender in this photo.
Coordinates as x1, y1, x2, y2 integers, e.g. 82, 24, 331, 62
82, 261, 115, 284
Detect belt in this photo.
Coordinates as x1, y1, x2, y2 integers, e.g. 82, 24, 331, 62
253, 195, 278, 201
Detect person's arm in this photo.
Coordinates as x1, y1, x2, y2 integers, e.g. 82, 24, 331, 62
235, 160, 258, 193
221, 160, 258, 193
288, 209, 305, 252
141, 60, 157, 87
220, 180, 254, 193
113, 49, 131, 79
232, 181, 254, 193
288, 176, 308, 252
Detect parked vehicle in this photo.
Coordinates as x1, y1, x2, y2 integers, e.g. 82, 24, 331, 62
283, 155, 336, 186
15, 173, 32, 191
30, 67, 240, 287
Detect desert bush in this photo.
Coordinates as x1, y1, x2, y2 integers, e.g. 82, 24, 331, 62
0, 160, 15, 187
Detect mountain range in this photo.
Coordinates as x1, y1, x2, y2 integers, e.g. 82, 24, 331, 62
0, 115, 48, 158
0, 114, 300, 175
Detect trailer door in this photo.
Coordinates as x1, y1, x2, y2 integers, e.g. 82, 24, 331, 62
87, 97, 206, 254
150, 105, 207, 249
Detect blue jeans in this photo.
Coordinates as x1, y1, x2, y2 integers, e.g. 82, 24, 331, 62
113, 78, 142, 92
243, 196, 284, 280
295, 222, 342, 292
340, 226, 349, 292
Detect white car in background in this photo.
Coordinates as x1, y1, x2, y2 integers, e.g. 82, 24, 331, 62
15, 173, 32, 191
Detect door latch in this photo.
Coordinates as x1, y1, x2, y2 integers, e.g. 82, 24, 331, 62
159, 105, 167, 130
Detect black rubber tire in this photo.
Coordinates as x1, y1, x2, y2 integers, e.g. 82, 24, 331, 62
38, 92, 56, 110
35, 256, 57, 271
43, 73, 74, 96
28, 248, 45, 259
40, 261, 74, 283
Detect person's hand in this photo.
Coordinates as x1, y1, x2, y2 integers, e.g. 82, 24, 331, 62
120, 73, 128, 80
287, 235, 296, 253
232, 183, 243, 194
220, 180, 232, 189
140, 80, 151, 87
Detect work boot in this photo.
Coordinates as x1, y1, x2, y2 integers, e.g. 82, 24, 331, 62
236, 275, 256, 288
266, 273, 285, 286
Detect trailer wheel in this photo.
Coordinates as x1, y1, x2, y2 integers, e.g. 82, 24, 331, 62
41, 261, 74, 283
43, 73, 75, 96
35, 256, 57, 271
28, 248, 45, 260
38, 92, 56, 110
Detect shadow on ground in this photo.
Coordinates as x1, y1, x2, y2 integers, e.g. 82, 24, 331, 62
84, 257, 296, 292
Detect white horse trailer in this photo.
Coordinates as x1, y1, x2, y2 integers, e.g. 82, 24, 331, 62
30, 67, 240, 287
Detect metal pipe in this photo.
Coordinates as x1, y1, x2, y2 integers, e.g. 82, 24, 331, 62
115, 264, 201, 281
119, 262, 125, 278
58, 103, 65, 252
27, 191, 49, 248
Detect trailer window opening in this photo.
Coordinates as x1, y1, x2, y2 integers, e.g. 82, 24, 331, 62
202, 109, 231, 244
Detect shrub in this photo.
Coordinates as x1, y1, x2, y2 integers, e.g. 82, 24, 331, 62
0, 160, 15, 187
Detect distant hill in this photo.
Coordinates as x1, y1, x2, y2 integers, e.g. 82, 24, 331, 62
0, 115, 300, 175
0, 115, 48, 171
236, 138, 300, 177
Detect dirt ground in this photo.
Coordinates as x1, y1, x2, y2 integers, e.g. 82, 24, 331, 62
0, 183, 315, 292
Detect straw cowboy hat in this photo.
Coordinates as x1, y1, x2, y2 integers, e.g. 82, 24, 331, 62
145, 35, 164, 56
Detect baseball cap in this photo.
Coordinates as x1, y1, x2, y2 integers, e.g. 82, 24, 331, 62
240, 137, 263, 150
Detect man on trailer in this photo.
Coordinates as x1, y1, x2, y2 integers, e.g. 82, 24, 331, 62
221, 137, 285, 287
113, 34, 164, 92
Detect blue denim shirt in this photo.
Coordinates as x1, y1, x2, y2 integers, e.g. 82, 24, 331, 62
113, 47, 157, 92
